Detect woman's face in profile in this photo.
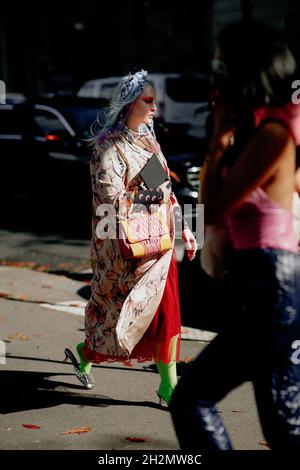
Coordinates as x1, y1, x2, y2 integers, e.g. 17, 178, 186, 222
127, 85, 157, 127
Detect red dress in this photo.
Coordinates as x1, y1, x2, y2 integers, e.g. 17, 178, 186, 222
131, 250, 181, 363
83, 250, 181, 364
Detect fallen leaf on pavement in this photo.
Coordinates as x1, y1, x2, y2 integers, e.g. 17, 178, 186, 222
35, 264, 51, 272
6, 427, 12, 431
232, 409, 241, 413
7, 333, 29, 341
22, 424, 41, 430
0, 292, 10, 298
19, 335, 29, 340
62, 426, 92, 435
182, 356, 193, 363
0, 261, 36, 268
41, 285, 52, 289
58, 262, 71, 269
125, 437, 146, 443
258, 441, 270, 448
17, 295, 28, 301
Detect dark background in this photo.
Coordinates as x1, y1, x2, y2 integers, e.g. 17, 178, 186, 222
1, 0, 300, 96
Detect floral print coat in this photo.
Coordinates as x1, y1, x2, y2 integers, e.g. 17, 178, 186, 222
84, 127, 175, 359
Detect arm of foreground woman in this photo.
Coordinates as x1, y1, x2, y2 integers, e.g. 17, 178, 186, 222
202, 122, 295, 225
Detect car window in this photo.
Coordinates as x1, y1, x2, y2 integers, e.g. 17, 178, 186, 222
101, 83, 118, 99
61, 106, 105, 138
82, 82, 95, 93
165, 77, 210, 103
33, 109, 67, 134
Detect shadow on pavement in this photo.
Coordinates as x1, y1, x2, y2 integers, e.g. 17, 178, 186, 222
7, 354, 192, 377
0, 370, 167, 415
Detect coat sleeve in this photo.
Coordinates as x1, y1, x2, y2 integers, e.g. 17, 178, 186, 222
92, 145, 129, 206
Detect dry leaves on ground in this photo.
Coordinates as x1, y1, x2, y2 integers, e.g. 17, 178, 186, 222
258, 441, 270, 448
35, 264, 51, 272
62, 427, 92, 435
7, 332, 29, 341
0, 261, 37, 268
125, 437, 146, 443
182, 356, 193, 364
0, 292, 10, 299
22, 424, 41, 430
0, 293, 29, 302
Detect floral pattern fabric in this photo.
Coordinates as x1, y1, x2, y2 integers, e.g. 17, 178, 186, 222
84, 127, 176, 361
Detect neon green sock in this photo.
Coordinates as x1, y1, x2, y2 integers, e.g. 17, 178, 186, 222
156, 333, 179, 405
156, 360, 177, 405
76, 342, 92, 375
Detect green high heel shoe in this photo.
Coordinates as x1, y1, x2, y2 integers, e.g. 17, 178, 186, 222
156, 386, 174, 407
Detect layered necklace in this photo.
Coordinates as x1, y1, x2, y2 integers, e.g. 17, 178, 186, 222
123, 126, 159, 154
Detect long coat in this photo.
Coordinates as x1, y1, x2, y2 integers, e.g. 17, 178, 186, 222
84, 127, 175, 359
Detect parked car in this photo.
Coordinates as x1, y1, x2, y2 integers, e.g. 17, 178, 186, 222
77, 73, 210, 135
0, 97, 204, 235
27, 95, 109, 145
153, 118, 205, 230
0, 98, 107, 234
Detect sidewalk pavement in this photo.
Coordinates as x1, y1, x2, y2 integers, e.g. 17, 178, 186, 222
0, 266, 266, 451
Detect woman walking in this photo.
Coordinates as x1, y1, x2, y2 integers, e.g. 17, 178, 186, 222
64, 70, 197, 406
170, 21, 300, 449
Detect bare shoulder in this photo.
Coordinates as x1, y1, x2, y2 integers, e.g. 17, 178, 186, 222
221, 120, 295, 203
250, 121, 294, 158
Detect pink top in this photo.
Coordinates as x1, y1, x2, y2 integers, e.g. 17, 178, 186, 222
225, 102, 300, 253
253, 102, 300, 146
227, 187, 298, 253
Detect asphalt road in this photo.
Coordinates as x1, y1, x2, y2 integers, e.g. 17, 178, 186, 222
0, 266, 266, 452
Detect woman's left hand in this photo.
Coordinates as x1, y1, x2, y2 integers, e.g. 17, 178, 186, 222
182, 227, 197, 261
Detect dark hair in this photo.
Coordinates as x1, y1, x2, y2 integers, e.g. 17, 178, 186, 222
215, 20, 297, 110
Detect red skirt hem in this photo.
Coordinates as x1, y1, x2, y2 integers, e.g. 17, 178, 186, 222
83, 334, 181, 366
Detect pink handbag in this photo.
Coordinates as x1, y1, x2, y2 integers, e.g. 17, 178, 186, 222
118, 212, 172, 259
